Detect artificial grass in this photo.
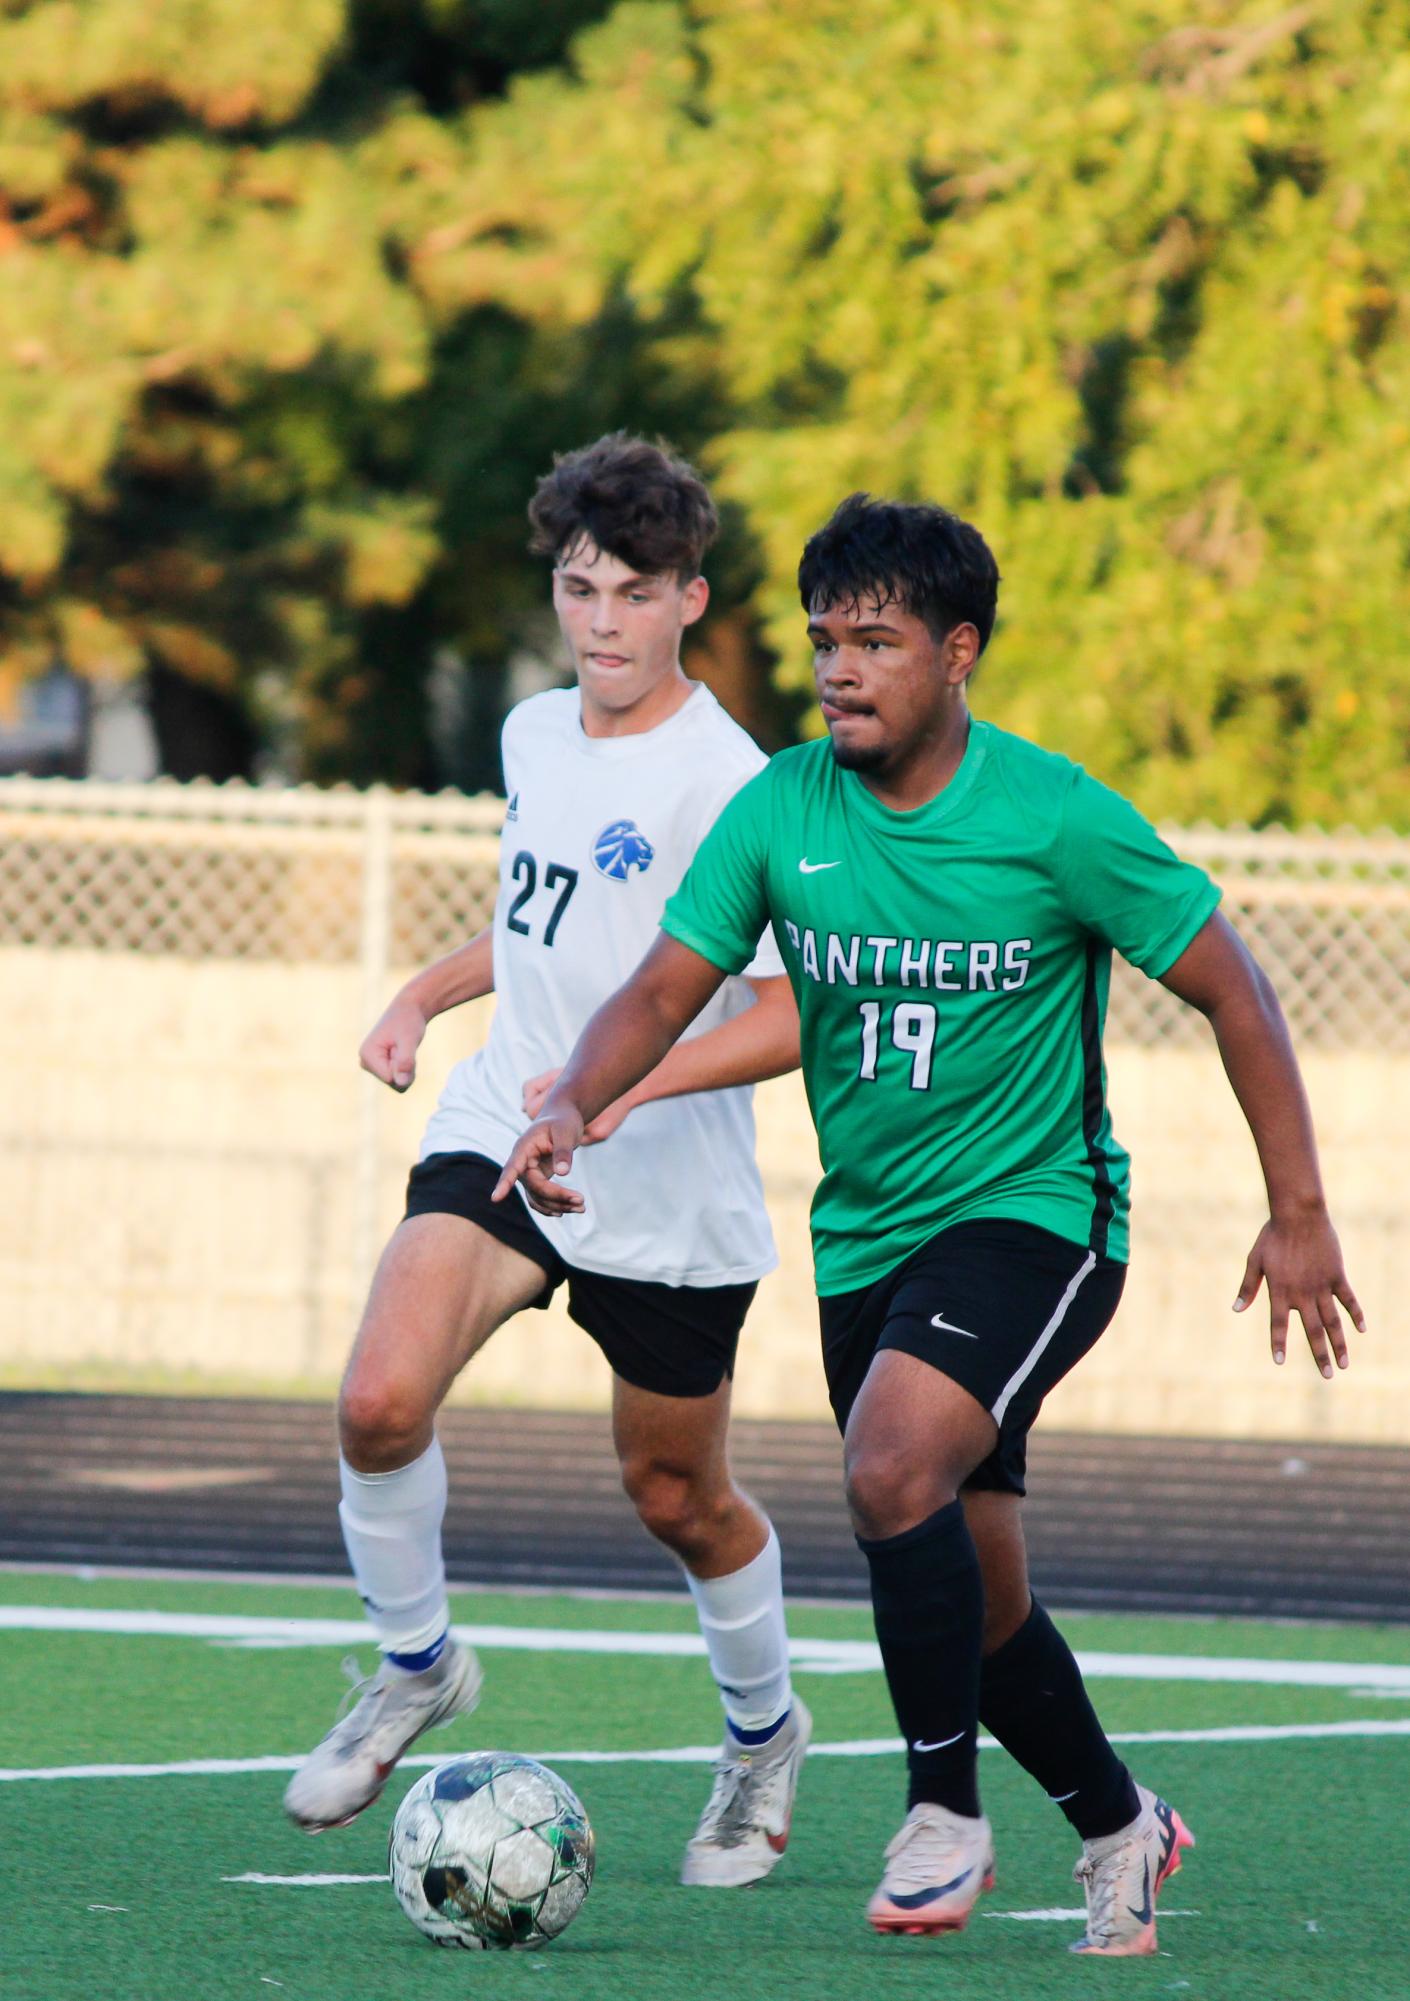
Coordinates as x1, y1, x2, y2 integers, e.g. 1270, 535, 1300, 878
5, 1573, 1410, 2001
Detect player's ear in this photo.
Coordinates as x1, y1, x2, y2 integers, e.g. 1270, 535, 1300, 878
680, 574, 709, 627
942, 621, 981, 685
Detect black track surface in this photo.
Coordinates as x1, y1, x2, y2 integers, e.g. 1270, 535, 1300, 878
8, 1392, 1410, 1623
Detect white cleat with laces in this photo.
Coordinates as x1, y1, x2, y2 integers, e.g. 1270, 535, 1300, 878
866, 1802, 995, 1935
1070, 1784, 1195, 1956
283, 1642, 483, 1832
680, 1696, 813, 1887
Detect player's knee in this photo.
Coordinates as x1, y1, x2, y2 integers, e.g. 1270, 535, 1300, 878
844, 1453, 903, 1538
622, 1458, 722, 1562
845, 1450, 951, 1542
338, 1371, 430, 1470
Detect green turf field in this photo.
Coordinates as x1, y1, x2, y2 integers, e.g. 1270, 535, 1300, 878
6, 1569, 1410, 2001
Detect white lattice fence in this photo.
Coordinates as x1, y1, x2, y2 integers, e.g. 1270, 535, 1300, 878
0, 779, 501, 964
0, 777, 1405, 1438
1106, 825, 1410, 1051
1, 779, 1405, 1046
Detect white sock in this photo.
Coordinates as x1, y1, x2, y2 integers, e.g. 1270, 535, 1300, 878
339, 1438, 450, 1665
685, 1524, 793, 1737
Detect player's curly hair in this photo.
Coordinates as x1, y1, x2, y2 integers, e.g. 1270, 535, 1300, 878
528, 432, 719, 579
798, 493, 1001, 652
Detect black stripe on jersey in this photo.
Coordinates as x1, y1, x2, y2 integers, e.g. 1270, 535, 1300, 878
1080, 939, 1117, 1261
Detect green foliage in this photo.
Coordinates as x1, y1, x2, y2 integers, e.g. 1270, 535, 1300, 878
1, 0, 1406, 817
0, 0, 618, 779
447, 0, 1410, 826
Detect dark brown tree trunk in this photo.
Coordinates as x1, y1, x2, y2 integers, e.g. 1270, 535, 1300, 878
145, 663, 258, 783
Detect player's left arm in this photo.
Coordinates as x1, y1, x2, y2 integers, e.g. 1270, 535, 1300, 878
1158, 909, 1365, 1376
520, 974, 799, 1141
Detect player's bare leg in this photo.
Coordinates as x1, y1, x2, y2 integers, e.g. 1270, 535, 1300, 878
963, 1488, 1194, 1954
284, 1216, 547, 1832
340, 1213, 547, 1469
960, 1489, 1032, 1656
613, 1376, 809, 1886
613, 1375, 766, 1577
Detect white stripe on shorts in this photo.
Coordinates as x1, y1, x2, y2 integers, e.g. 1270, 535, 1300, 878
990, 1250, 1098, 1425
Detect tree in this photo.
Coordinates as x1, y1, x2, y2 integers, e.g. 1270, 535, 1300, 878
0, 0, 616, 779
5, 0, 1407, 821
440, 0, 1410, 826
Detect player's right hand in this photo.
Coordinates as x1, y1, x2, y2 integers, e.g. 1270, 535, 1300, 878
522, 1068, 634, 1145
492, 1111, 587, 1216
359, 995, 429, 1092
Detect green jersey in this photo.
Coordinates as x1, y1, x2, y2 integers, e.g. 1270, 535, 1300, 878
661, 720, 1220, 1294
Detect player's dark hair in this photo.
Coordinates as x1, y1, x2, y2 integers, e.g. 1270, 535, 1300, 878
528, 432, 719, 579
798, 493, 1000, 652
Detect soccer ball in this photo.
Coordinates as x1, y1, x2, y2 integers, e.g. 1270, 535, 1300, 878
389, 1753, 595, 1951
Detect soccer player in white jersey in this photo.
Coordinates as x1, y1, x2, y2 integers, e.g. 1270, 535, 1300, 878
284, 435, 811, 1884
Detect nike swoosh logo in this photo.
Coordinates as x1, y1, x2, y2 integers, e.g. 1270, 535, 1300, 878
1127, 1857, 1153, 1926
889, 1866, 977, 1910
930, 1314, 978, 1339
912, 1730, 965, 1753
1151, 1795, 1187, 1897
798, 858, 842, 873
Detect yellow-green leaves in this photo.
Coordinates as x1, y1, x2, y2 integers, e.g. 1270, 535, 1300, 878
454, 0, 1410, 823
0, 0, 345, 126
2, 0, 1406, 809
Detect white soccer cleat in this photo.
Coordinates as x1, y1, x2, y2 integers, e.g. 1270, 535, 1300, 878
680, 1696, 813, 1887
866, 1801, 995, 1935
283, 1641, 483, 1833
1069, 1784, 1195, 1956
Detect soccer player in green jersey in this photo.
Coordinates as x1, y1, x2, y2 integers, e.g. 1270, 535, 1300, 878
495, 492, 1365, 1955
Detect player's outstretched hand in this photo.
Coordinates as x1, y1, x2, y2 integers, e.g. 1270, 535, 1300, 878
493, 1110, 587, 1216
522, 1069, 634, 1144
1233, 1209, 1365, 1378
360, 995, 429, 1092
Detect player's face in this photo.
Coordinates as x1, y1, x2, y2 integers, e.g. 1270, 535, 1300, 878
808, 594, 976, 774
552, 538, 707, 716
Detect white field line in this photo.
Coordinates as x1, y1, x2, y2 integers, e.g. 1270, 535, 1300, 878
7, 1719, 1410, 1786
984, 1908, 1198, 1923
218, 1875, 1196, 1921
6, 1605, 1410, 1693
228, 1874, 386, 1887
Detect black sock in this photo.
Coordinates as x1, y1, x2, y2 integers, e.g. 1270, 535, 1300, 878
978, 1598, 1139, 1840
857, 1500, 983, 1820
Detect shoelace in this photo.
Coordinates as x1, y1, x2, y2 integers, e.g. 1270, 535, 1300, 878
331, 1653, 392, 1736
884, 1811, 970, 1887
694, 1754, 757, 1849
1073, 1850, 1122, 1944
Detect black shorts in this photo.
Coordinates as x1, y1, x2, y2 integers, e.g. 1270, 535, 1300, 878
404, 1151, 756, 1400
817, 1219, 1125, 1496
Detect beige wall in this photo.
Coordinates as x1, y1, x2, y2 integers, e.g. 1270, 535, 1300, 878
1, 948, 1401, 1441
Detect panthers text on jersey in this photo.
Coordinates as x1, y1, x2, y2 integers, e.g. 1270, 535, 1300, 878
663, 721, 1220, 1293
422, 684, 784, 1286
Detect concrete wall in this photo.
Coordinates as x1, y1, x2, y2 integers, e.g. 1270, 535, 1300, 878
1, 949, 1401, 1441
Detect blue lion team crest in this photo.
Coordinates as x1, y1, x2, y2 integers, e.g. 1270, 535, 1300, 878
593, 819, 654, 882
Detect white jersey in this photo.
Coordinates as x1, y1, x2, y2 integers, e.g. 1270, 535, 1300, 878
421, 683, 782, 1286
